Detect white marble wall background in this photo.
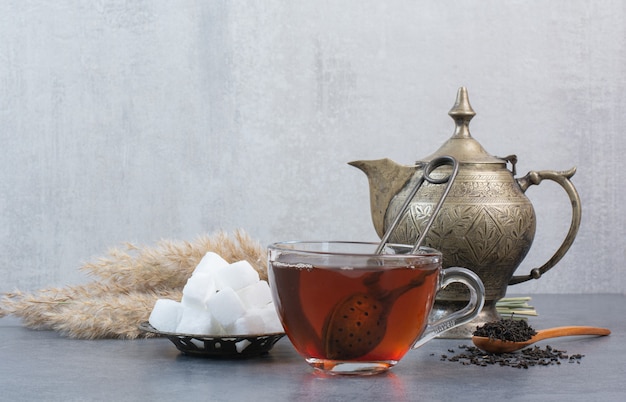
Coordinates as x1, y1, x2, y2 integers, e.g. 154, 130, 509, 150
1, 1, 624, 294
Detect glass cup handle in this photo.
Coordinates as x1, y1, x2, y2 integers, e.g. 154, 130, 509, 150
412, 267, 485, 349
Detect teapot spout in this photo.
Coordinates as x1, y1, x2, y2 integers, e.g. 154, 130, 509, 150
349, 158, 419, 238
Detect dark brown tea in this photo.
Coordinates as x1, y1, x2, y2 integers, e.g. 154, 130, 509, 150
269, 260, 440, 364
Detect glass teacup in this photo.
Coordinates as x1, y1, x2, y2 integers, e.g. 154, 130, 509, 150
268, 241, 485, 375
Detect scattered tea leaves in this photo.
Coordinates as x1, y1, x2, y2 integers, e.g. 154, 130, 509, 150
441, 344, 584, 369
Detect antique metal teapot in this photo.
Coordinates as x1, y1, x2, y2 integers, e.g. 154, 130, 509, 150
350, 87, 581, 337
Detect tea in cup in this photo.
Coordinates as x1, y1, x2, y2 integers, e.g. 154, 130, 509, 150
268, 241, 485, 375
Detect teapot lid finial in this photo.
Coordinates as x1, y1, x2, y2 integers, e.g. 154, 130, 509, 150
421, 87, 504, 164
448, 87, 475, 139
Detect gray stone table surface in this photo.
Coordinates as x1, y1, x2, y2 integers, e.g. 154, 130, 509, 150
1, 294, 624, 402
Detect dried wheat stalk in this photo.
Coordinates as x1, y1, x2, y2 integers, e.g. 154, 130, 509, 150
0, 230, 267, 339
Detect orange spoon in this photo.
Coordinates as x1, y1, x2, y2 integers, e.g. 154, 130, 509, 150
472, 326, 611, 353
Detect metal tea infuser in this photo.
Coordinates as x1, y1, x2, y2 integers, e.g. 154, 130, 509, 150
322, 156, 459, 359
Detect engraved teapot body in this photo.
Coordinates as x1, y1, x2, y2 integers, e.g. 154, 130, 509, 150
350, 88, 581, 337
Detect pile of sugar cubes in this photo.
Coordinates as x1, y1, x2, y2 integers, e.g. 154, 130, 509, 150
149, 252, 283, 343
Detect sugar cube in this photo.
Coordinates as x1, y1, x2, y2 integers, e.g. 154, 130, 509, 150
215, 260, 259, 291
229, 312, 266, 335
193, 252, 229, 276
236, 280, 273, 309
236, 339, 252, 353
176, 306, 224, 335
257, 303, 284, 333
149, 299, 184, 333
181, 272, 216, 310
207, 287, 246, 328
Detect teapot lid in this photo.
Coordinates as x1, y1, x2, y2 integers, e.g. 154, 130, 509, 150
421, 87, 505, 165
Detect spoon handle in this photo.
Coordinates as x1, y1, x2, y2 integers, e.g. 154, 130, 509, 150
535, 326, 611, 342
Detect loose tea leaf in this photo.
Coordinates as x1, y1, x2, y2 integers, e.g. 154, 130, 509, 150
439, 344, 584, 369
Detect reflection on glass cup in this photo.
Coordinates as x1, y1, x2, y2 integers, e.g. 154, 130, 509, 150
268, 241, 485, 375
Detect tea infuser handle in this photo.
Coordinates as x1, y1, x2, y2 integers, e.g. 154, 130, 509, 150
509, 167, 582, 285
375, 156, 459, 254
412, 267, 485, 349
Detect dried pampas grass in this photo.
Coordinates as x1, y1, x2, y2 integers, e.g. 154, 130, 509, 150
0, 230, 267, 339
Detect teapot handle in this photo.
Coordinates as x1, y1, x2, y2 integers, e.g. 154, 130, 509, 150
509, 167, 582, 285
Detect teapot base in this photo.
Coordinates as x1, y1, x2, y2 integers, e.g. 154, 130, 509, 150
430, 300, 501, 339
